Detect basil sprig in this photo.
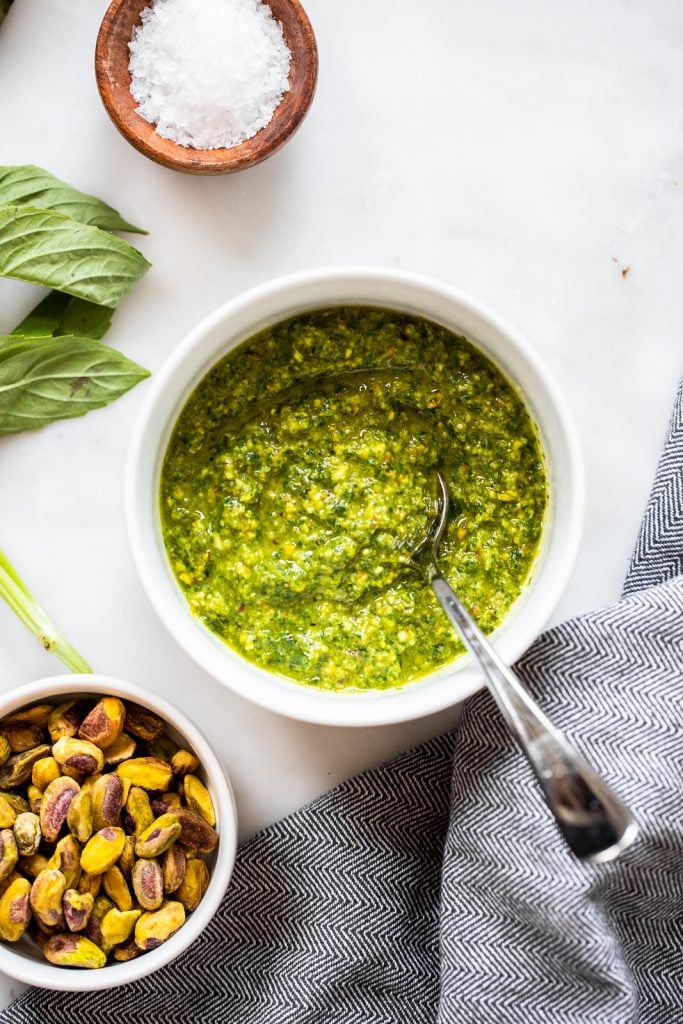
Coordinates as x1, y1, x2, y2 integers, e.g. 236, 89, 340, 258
0, 165, 151, 435
0, 1, 12, 27
0, 169, 150, 665
0, 165, 146, 234
0, 335, 150, 436
0, 205, 150, 307
11, 291, 113, 341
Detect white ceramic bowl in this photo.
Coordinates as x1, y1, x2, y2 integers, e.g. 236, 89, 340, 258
0, 674, 237, 992
127, 267, 584, 727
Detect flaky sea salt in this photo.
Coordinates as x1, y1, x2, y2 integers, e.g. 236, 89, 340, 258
128, 0, 291, 150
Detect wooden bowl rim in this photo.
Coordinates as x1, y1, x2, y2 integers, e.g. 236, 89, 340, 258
95, 0, 319, 175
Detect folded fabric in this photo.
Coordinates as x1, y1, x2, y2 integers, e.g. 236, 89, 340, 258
4, 381, 682, 1024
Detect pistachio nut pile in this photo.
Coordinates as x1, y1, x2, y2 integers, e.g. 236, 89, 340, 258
0, 696, 217, 968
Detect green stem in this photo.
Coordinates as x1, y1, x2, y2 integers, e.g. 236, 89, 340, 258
0, 549, 92, 673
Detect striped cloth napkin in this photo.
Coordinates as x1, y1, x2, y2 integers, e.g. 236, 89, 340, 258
3, 381, 682, 1024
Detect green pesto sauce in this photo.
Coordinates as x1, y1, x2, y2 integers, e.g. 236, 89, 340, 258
160, 307, 547, 692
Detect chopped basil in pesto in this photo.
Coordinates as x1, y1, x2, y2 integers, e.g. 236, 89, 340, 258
160, 307, 547, 691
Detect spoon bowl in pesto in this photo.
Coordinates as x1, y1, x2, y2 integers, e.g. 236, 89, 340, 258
127, 267, 584, 727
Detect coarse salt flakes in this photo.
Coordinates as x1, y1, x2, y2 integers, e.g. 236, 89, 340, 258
128, 0, 291, 150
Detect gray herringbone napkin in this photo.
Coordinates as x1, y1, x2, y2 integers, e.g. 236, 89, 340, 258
3, 381, 682, 1024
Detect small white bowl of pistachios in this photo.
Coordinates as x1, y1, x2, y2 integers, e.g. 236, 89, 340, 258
0, 674, 237, 992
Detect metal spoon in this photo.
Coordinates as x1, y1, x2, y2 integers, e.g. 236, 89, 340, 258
412, 473, 638, 863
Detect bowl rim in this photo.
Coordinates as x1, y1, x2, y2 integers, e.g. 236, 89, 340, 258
126, 266, 585, 726
0, 673, 237, 992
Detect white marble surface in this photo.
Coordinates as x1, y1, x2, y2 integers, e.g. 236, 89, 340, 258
0, 0, 682, 1004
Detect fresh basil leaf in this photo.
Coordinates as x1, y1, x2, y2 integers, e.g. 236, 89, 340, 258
0, 205, 150, 308
11, 292, 114, 340
0, 334, 150, 435
0, 0, 12, 26
0, 166, 146, 234
57, 297, 115, 340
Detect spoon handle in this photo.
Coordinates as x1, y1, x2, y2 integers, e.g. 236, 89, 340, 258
430, 572, 638, 863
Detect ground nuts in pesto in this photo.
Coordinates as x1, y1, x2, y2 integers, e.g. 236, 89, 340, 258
0, 695, 216, 967
160, 307, 548, 692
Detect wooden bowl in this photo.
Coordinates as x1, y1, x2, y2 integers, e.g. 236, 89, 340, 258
95, 0, 318, 175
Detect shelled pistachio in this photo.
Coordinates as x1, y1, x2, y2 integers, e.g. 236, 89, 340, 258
118, 835, 136, 875
0, 745, 51, 788
67, 788, 93, 844
19, 853, 49, 878
135, 814, 181, 858
91, 773, 125, 831
0, 796, 17, 830
48, 835, 81, 889
78, 871, 102, 899
40, 776, 79, 843
27, 785, 42, 815
63, 889, 94, 932
176, 858, 209, 913
32, 756, 60, 791
0, 876, 31, 941
161, 844, 186, 894
78, 699, 125, 750
13, 813, 41, 856
171, 749, 199, 777
86, 893, 114, 948
116, 757, 173, 791
5, 705, 53, 729
135, 902, 185, 951
123, 786, 154, 838
30, 869, 66, 928
0, 694, 216, 970
48, 700, 89, 743
44, 933, 107, 969
2, 793, 28, 816
100, 907, 140, 950
183, 776, 216, 826
103, 733, 136, 767
131, 858, 163, 911
103, 864, 133, 911
0, 830, 18, 882
113, 936, 140, 961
